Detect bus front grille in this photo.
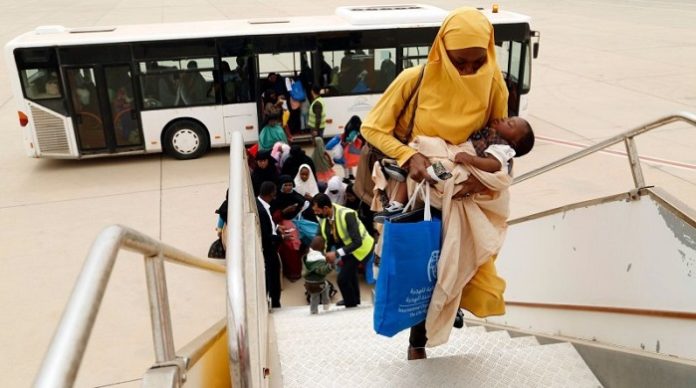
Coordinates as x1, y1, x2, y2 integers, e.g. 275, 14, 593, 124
31, 105, 70, 155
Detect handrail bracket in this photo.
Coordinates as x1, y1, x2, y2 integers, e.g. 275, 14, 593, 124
624, 136, 645, 189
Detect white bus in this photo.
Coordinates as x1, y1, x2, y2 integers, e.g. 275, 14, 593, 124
5, 4, 539, 159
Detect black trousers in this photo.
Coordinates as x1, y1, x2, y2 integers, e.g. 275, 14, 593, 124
409, 320, 427, 348
263, 249, 281, 308
337, 254, 361, 307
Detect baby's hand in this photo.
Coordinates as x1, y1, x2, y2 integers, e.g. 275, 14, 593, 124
454, 152, 472, 165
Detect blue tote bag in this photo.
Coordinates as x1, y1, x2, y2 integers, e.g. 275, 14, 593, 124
373, 182, 441, 337
364, 252, 376, 285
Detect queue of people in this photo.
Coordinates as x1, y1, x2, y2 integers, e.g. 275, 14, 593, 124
213, 6, 537, 362
250, 152, 374, 310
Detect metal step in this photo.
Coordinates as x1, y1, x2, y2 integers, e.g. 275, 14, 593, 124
272, 306, 601, 387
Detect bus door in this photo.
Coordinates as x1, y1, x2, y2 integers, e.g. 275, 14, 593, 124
219, 53, 258, 144
103, 65, 143, 149
64, 65, 143, 153
256, 50, 315, 142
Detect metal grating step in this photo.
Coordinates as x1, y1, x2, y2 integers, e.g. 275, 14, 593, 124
355, 343, 601, 388
273, 306, 600, 387
510, 335, 541, 347
277, 328, 515, 364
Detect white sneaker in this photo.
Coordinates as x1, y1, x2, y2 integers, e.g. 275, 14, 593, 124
384, 201, 404, 212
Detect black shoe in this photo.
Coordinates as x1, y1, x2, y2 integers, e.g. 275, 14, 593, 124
336, 300, 345, 306
453, 309, 464, 329
373, 209, 402, 224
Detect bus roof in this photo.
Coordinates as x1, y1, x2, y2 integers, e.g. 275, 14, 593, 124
6, 5, 531, 49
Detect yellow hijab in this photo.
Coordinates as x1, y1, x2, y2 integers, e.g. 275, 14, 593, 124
415, 7, 508, 145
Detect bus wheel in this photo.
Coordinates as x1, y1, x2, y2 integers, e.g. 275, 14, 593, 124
163, 120, 209, 160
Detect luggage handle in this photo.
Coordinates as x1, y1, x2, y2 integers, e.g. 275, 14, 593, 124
402, 181, 432, 221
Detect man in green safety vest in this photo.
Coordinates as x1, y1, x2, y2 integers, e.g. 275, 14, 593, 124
307, 85, 326, 138
312, 192, 374, 308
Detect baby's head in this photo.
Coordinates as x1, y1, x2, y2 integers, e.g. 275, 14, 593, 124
310, 236, 325, 252
489, 117, 535, 157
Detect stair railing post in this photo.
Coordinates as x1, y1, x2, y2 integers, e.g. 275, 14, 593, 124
144, 252, 177, 363
624, 136, 645, 189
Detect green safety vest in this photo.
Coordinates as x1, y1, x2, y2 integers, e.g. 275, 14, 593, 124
307, 97, 326, 129
320, 204, 374, 261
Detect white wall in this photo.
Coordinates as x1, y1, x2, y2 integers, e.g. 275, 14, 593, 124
489, 192, 696, 360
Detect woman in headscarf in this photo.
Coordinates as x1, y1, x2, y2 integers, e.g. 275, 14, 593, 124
273, 175, 306, 216
311, 136, 336, 183
271, 142, 291, 169
251, 150, 279, 196
361, 7, 509, 360
258, 117, 289, 152
293, 164, 320, 200
325, 175, 347, 206
282, 145, 316, 179
341, 116, 364, 178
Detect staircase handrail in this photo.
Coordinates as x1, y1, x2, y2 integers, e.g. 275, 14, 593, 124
513, 111, 696, 187
227, 131, 268, 388
33, 225, 225, 387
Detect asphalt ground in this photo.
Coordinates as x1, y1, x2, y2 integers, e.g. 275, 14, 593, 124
1, 1, 694, 386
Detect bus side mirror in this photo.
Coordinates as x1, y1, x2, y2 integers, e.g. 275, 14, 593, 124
531, 31, 541, 59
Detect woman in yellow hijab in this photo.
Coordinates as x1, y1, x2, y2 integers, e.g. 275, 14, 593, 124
361, 7, 509, 360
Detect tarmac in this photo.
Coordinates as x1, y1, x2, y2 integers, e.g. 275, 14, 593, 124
0, 0, 694, 386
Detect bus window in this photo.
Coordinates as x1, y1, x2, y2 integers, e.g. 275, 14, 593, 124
402, 46, 429, 69
495, 41, 511, 75
19, 68, 66, 114
521, 42, 531, 92
322, 48, 395, 95
221, 56, 253, 104
496, 41, 528, 91
375, 49, 397, 91
495, 41, 530, 116
138, 58, 216, 109
258, 51, 314, 101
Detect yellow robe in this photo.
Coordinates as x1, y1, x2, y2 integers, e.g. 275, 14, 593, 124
361, 7, 509, 322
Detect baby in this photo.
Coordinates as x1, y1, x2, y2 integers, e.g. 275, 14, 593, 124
302, 236, 335, 314
378, 116, 535, 216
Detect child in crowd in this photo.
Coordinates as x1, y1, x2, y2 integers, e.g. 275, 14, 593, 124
302, 236, 335, 314
379, 116, 535, 214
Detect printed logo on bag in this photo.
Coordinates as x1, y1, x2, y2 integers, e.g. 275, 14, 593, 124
427, 250, 440, 283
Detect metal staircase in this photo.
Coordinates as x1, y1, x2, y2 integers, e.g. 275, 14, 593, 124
271, 305, 602, 387
33, 113, 696, 387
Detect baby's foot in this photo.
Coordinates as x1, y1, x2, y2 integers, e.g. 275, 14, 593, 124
384, 201, 404, 212
374, 201, 405, 224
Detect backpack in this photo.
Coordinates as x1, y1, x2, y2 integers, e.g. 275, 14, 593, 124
290, 81, 306, 102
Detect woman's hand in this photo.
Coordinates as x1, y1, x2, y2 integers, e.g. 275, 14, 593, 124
279, 226, 295, 240
452, 175, 488, 200
407, 153, 436, 184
